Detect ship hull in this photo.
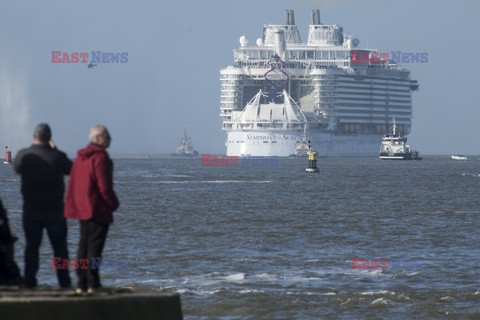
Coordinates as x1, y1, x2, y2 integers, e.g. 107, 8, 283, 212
226, 130, 383, 157
379, 152, 421, 160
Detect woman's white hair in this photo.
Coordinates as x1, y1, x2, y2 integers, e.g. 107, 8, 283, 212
88, 125, 107, 143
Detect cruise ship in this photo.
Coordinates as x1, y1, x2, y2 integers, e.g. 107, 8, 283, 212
219, 10, 419, 157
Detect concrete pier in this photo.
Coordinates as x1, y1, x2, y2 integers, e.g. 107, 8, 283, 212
0, 286, 183, 320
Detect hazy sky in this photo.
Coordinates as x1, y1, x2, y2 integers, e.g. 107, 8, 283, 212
0, 0, 479, 155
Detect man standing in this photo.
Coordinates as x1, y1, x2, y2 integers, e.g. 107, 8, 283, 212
64, 125, 119, 294
14, 123, 72, 289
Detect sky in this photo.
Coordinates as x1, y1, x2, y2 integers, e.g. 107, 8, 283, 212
0, 0, 479, 156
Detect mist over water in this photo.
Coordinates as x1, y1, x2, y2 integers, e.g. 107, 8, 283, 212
0, 58, 31, 151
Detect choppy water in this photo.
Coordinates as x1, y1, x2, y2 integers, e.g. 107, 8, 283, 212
2, 156, 480, 319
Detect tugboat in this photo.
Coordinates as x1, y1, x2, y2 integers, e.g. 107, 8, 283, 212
171, 128, 198, 157
290, 126, 311, 158
4, 146, 12, 164
379, 119, 421, 160
292, 140, 310, 157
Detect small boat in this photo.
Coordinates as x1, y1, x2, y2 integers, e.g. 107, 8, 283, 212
379, 119, 421, 160
290, 126, 312, 158
171, 128, 199, 157
451, 155, 468, 160
289, 139, 310, 158
4, 146, 12, 164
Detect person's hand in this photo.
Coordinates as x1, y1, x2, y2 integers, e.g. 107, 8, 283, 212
49, 140, 56, 149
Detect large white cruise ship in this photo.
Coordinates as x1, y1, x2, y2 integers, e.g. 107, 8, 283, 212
220, 10, 419, 157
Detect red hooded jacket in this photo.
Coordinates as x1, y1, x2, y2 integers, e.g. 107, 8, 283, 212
64, 144, 119, 225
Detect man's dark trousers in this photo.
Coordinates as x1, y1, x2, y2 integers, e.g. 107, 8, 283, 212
23, 207, 71, 288
77, 220, 109, 290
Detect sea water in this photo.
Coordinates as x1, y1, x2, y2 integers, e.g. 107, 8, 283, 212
1, 156, 480, 319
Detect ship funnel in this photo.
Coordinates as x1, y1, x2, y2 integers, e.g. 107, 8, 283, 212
263, 10, 302, 45
312, 10, 321, 25
274, 29, 286, 61
285, 9, 295, 25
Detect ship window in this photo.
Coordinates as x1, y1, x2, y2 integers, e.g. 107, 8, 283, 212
306, 51, 314, 59
322, 51, 328, 59
330, 51, 335, 59
260, 50, 267, 59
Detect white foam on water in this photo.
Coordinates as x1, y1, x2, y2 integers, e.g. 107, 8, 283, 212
175, 272, 247, 288
462, 173, 480, 178
299, 276, 322, 281
166, 174, 192, 178
177, 288, 221, 295
251, 272, 277, 280
361, 290, 395, 295
353, 268, 384, 276
139, 278, 174, 284
222, 273, 245, 281
371, 298, 391, 305
322, 292, 336, 296
239, 289, 264, 294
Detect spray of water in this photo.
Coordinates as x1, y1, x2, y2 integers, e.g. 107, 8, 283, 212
0, 59, 31, 154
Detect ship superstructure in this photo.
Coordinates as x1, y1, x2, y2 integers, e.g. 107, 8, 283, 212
220, 10, 419, 157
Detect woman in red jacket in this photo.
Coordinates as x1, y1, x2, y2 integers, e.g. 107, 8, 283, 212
64, 125, 119, 294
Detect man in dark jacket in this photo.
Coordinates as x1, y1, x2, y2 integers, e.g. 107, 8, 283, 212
64, 125, 119, 294
14, 123, 72, 289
